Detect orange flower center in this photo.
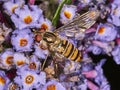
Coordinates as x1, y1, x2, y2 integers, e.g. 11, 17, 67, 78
19, 39, 28, 47
64, 11, 72, 19
17, 60, 25, 66
6, 56, 13, 65
25, 75, 34, 84
41, 23, 48, 30
29, 62, 36, 69
98, 27, 105, 34
24, 15, 32, 24
47, 84, 56, 90
0, 76, 6, 85
11, 5, 18, 13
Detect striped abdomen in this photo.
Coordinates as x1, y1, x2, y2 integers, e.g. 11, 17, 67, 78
61, 39, 82, 62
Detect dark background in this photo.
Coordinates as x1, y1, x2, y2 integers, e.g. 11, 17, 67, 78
89, 53, 120, 90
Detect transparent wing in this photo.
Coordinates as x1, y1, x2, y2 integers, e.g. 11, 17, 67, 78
54, 10, 100, 35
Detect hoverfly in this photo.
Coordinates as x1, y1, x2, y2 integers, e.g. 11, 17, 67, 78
34, 10, 100, 62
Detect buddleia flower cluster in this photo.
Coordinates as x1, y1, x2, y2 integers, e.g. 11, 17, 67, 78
0, 0, 119, 90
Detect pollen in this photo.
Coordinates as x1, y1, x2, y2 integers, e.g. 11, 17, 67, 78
47, 84, 56, 90
0, 76, 6, 85
29, 62, 36, 69
11, 5, 18, 13
24, 15, 32, 24
5, 56, 13, 65
19, 38, 28, 47
98, 27, 105, 34
17, 60, 25, 66
64, 11, 72, 19
25, 75, 34, 84
41, 23, 48, 30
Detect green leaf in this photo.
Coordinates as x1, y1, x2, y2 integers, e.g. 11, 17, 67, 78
52, 0, 72, 26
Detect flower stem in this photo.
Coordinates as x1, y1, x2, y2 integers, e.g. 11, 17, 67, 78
52, 0, 72, 26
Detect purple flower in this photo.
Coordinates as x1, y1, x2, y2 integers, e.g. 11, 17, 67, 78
42, 80, 66, 90
11, 5, 43, 29
113, 0, 120, 5
14, 66, 46, 90
95, 59, 110, 90
60, 4, 77, 24
107, 3, 120, 26
92, 40, 113, 55
36, 17, 53, 31
28, 55, 41, 71
112, 45, 120, 64
0, 48, 14, 70
95, 23, 117, 42
13, 52, 29, 67
0, 70, 10, 90
34, 42, 49, 59
11, 29, 34, 52
3, 0, 25, 15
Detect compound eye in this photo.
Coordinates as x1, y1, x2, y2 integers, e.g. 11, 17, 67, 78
43, 32, 56, 43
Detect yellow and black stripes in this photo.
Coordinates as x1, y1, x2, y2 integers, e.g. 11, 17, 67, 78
43, 31, 82, 62
61, 40, 82, 62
